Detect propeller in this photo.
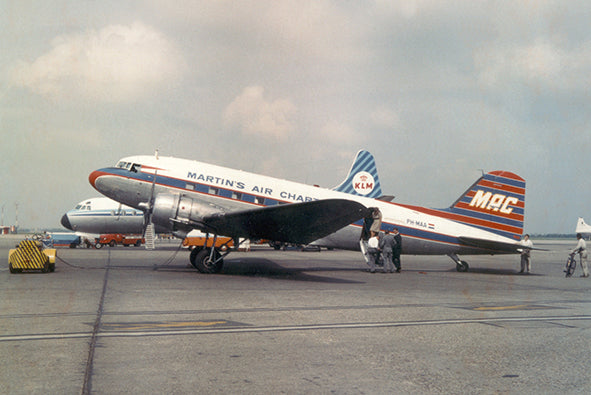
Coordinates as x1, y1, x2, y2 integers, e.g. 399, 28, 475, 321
115, 203, 123, 221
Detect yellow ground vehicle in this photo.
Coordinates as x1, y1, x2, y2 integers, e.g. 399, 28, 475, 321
8, 239, 56, 273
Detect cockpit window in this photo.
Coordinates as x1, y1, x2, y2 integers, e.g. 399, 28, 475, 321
116, 161, 140, 172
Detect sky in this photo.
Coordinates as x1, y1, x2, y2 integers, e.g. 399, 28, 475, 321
1, 0, 590, 234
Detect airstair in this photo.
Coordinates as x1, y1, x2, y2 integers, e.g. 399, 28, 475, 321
144, 223, 156, 250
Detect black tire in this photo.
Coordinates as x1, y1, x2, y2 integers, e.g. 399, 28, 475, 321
49, 263, 55, 272
456, 261, 469, 272
95, 243, 103, 249
193, 248, 223, 274
189, 247, 202, 268
109, 240, 116, 247
135, 240, 141, 247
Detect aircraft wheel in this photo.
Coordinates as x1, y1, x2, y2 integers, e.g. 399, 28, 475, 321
189, 247, 203, 269
194, 248, 223, 274
456, 261, 469, 272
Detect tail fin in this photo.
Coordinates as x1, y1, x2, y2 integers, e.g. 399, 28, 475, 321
444, 171, 525, 240
333, 150, 382, 198
576, 217, 591, 234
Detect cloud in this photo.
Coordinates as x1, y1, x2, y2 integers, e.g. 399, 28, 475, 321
9, 22, 186, 103
475, 39, 591, 93
370, 106, 401, 130
223, 86, 297, 138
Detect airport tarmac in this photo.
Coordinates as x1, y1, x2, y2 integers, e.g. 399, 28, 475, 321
1, 237, 590, 394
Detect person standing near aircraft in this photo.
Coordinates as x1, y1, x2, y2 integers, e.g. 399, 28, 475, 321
370, 208, 382, 234
367, 231, 380, 273
572, 233, 589, 278
379, 230, 396, 273
518, 234, 533, 274
392, 228, 402, 272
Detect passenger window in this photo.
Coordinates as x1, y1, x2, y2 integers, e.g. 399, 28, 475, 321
209, 187, 219, 195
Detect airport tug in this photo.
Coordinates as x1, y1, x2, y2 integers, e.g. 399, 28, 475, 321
8, 238, 56, 273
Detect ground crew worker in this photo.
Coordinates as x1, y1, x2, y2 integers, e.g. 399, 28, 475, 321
392, 228, 402, 272
379, 230, 396, 273
366, 231, 380, 273
518, 234, 533, 274
572, 233, 588, 278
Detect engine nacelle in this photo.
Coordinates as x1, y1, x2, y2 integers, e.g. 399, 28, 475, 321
151, 193, 222, 232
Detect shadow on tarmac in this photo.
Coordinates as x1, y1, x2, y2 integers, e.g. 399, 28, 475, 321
220, 258, 364, 283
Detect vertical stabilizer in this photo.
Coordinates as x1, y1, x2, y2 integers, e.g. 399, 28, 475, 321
576, 217, 591, 235
444, 171, 525, 240
333, 150, 382, 198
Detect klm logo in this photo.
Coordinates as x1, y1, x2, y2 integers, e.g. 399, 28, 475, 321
469, 190, 519, 214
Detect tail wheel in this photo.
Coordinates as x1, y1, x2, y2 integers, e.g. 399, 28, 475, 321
193, 248, 224, 274
456, 261, 469, 272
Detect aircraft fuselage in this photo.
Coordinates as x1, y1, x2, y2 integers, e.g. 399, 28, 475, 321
89, 155, 522, 256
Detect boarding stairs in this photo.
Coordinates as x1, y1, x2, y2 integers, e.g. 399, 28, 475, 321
145, 223, 156, 250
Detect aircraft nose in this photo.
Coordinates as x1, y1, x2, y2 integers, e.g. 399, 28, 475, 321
61, 214, 73, 230
88, 170, 102, 189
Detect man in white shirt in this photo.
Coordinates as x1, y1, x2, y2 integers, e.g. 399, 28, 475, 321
572, 233, 588, 278
366, 231, 380, 273
519, 234, 533, 274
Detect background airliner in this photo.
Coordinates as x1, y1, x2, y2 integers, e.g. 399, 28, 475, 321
61, 197, 148, 234
576, 217, 591, 238
89, 150, 527, 273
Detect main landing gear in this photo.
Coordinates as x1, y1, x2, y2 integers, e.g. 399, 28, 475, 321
188, 234, 237, 274
448, 253, 470, 272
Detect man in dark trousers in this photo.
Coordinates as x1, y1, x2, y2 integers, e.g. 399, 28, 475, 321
392, 228, 402, 272
379, 230, 397, 273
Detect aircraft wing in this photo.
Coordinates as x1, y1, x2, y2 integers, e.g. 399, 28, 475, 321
199, 199, 369, 245
458, 236, 547, 253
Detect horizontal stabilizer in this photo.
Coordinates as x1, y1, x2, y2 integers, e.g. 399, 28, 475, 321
202, 199, 370, 245
458, 236, 547, 253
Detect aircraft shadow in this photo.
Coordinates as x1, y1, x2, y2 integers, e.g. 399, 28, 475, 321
220, 258, 364, 284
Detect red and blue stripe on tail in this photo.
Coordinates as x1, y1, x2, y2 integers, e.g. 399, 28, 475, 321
443, 171, 525, 240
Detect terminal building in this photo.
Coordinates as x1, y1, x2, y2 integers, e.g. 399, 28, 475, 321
0, 225, 18, 235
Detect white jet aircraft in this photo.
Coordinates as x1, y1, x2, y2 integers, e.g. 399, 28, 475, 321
89, 150, 527, 273
575, 217, 591, 238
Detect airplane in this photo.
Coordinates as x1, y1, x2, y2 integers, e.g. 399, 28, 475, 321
88, 150, 527, 273
61, 196, 224, 245
575, 217, 591, 238
61, 197, 147, 234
